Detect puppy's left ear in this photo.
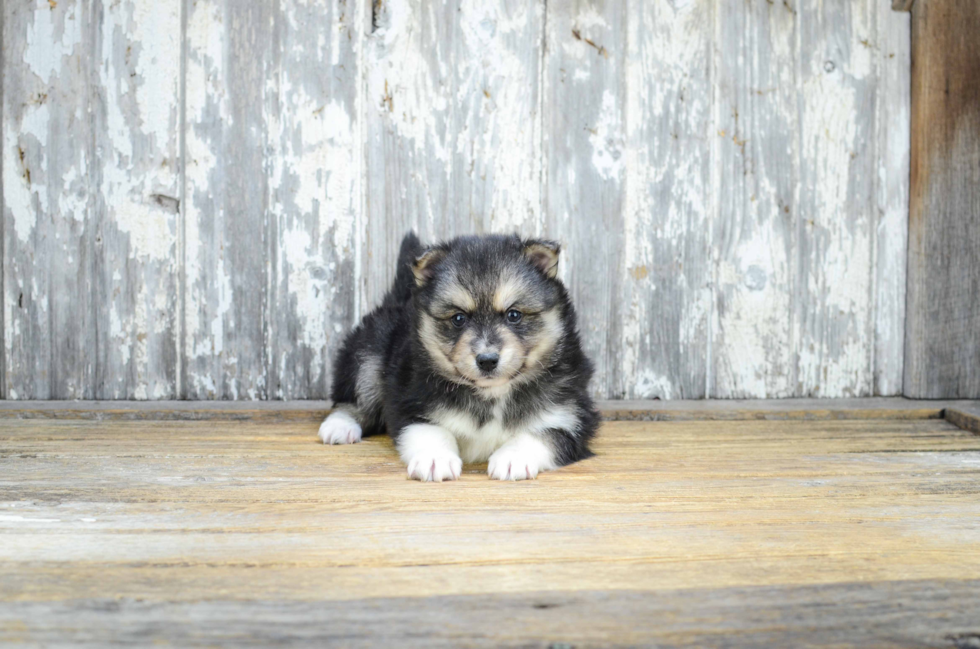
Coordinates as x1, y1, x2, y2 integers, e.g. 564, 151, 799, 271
524, 239, 561, 279
412, 248, 448, 286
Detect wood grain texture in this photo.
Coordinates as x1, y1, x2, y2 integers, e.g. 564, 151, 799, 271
904, 0, 980, 399
619, 0, 711, 400
3, 0, 101, 399
796, 0, 879, 398
362, 0, 458, 304
2, 582, 979, 647
0, 0, 4, 400
711, 0, 798, 398
543, 0, 627, 398
267, 0, 362, 399
2, 0, 181, 400
97, 0, 182, 399
183, 0, 363, 400
945, 405, 980, 436
3, 397, 978, 422
362, 0, 545, 308
2, 416, 980, 645
182, 0, 275, 399
874, 2, 910, 396
2, 0, 922, 400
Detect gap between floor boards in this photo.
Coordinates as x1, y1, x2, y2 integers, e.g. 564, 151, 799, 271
0, 398, 978, 433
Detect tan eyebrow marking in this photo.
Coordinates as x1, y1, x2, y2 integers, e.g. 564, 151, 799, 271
493, 274, 528, 312
437, 282, 477, 313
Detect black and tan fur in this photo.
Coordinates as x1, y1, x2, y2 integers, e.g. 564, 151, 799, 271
318, 232, 598, 481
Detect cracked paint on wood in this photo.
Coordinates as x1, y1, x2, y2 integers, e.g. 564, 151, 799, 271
182, 0, 275, 399
2, 0, 910, 400
268, 0, 361, 399
98, 0, 182, 399
795, 0, 879, 398
620, 0, 712, 400
711, 0, 799, 399
543, 0, 628, 398
2, 0, 181, 400
873, 1, 909, 397
362, 0, 545, 307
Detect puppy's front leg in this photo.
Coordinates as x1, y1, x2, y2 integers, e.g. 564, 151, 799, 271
487, 432, 558, 481
398, 424, 463, 482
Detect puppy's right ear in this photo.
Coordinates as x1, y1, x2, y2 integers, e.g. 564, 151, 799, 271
523, 239, 561, 279
412, 248, 448, 286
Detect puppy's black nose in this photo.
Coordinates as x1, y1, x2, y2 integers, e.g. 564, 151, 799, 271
476, 353, 499, 373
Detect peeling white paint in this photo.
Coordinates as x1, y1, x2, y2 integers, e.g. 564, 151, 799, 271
289, 98, 355, 249
632, 370, 675, 401
5, 103, 50, 244
100, 0, 181, 261
209, 256, 233, 358
91, 0, 182, 400
280, 228, 329, 355
370, 0, 452, 167
456, 0, 542, 232
23, 0, 82, 84
589, 90, 623, 181
58, 160, 88, 223
798, 45, 874, 396
109, 202, 174, 261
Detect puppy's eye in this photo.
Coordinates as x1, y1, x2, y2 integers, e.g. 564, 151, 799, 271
505, 309, 523, 324
451, 313, 467, 328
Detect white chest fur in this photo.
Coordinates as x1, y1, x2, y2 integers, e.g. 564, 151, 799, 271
429, 402, 579, 463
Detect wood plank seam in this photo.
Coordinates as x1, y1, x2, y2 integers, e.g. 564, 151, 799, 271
0, 0, 5, 400
944, 407, 980, 435
177, 0, 189, 400
2, 399, 978, 425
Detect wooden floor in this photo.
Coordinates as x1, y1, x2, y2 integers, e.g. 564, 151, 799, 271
2, 404, 980, 647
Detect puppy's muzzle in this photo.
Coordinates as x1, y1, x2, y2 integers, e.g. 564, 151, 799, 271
476, 353, 499, 373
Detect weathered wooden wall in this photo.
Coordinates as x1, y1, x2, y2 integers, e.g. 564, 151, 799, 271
2, 0, 911, 400
904, 0, 980, 399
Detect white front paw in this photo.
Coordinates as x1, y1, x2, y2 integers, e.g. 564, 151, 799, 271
318, 411, 362, 445
407, 450, 463, 482
488, 434, 556, 481
488, 447, 540, 481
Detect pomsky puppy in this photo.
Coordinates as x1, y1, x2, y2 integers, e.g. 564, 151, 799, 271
317, 232, 598, 481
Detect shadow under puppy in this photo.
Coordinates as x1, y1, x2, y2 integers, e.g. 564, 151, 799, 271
318, 232, 599, 481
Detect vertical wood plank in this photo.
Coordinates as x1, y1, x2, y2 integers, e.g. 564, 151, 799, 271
362, 0, 457, 307
619, 0, 711, 399
449, 0, 544, 237
542, 0, 626, 398
3, 0, 99, 399
795, 0, 878, 397
873, 0, 909, 396
96, 0, 182, 399
363, 0, 544, 309
3, 0, 182, 400
711, 0, 798, 399
904, 0, 980, 398
183, 0, 274, 399
1, 0, 5, 399
268, 0, 362, 399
